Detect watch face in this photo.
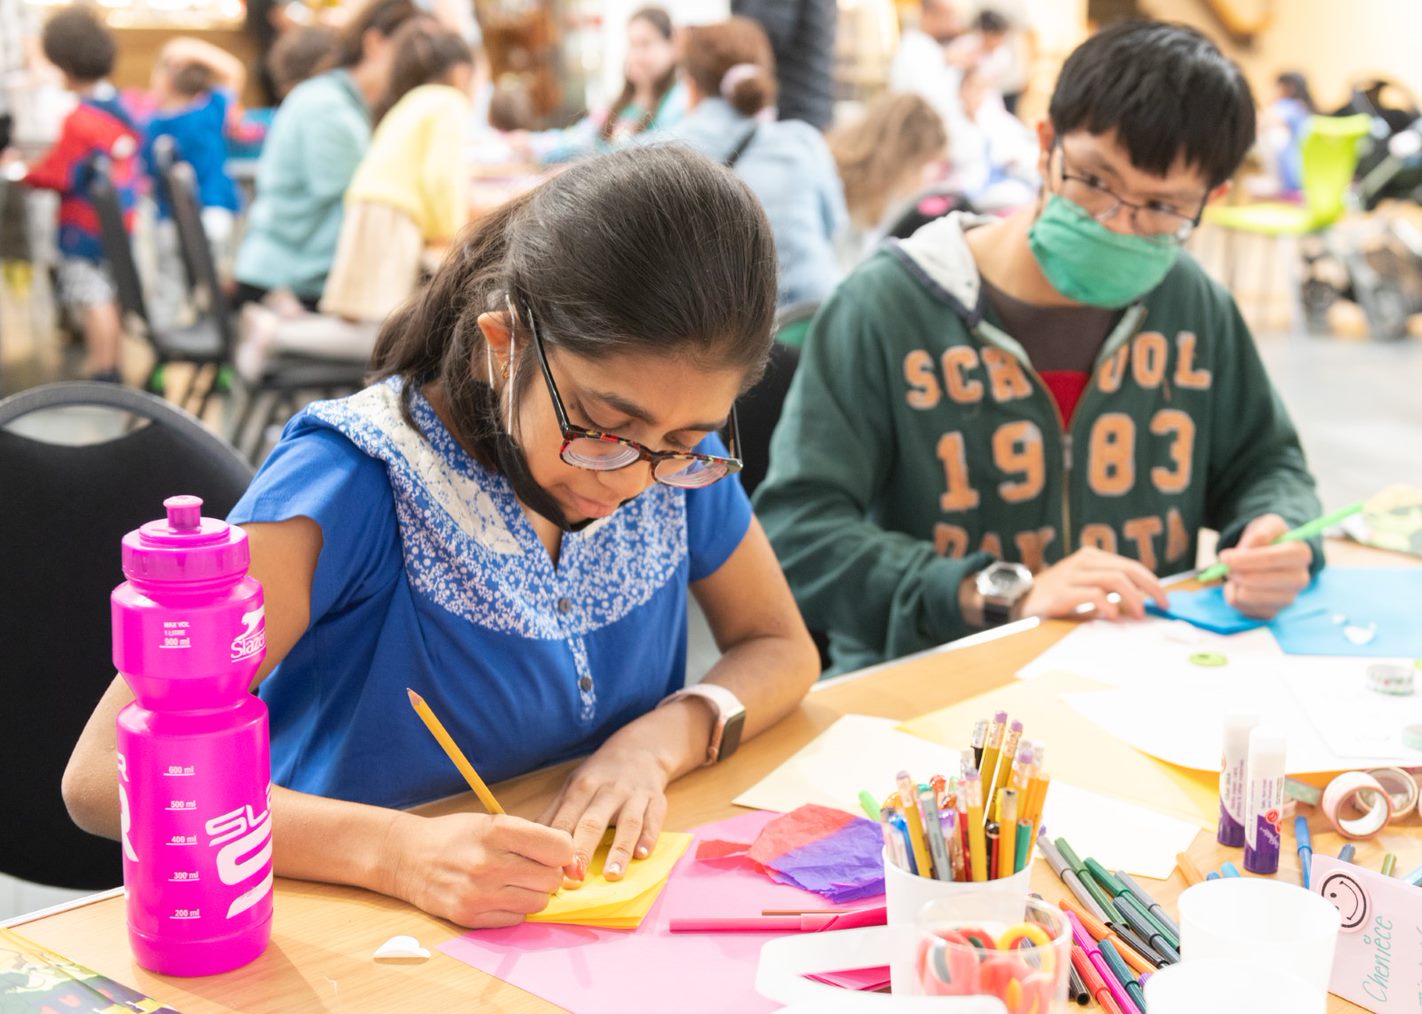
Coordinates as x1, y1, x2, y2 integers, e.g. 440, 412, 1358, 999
719, 711, 746, 761
982, 562, 1032, 598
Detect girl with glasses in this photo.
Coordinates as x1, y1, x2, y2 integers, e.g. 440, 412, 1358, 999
64, 145, 819, 928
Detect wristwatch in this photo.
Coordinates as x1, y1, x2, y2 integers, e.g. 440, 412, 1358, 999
975, 561, 1034, 626
658, 684, 747, 766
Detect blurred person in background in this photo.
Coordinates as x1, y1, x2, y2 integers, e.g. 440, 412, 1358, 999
827, 92, 947, 269
890, 0, 965, 129
521, 7, 682, 164
142, 37, 246, 324
944, 64, 1038, 209
1262, 71, 1315, 198
236, 22, 475, 379
731, 0, 836, 130
665, 18, 846, 308
233, 0, 421, 312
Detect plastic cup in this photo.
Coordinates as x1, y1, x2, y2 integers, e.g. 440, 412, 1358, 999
1144, 958, 1325, 1013
1177, 878, 1341, 992
882, 849, 1031, 996
914, 896, 1072, 1011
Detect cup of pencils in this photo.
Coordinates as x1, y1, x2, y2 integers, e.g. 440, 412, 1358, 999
915, 896, 1072, 1011
878, 711, 1051, 994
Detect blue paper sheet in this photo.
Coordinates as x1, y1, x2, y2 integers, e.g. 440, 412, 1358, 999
1151, 568, 1422, 656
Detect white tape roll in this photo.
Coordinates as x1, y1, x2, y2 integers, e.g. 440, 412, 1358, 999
1360, 767, 1420, 821
1322, 771, 1394, 839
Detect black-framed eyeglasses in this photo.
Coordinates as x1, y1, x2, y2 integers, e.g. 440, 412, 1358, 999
1052, 141, 1208, 245
523, 308, 744, 489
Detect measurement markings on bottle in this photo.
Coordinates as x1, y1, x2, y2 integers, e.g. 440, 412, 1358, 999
166, 800, 197, 811
169, 908, 202, 920
169, 871, 200, 882
166, 834, 199, 846
163, 765, 197, 777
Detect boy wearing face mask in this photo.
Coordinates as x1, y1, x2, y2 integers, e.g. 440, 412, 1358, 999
755, 20, 1322, 674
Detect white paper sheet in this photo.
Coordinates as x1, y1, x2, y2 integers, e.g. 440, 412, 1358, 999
1016, 616, 1284, 686
1040, 781, 1201, 880
1061, 655, 1422, 773
733, 715, 964, 815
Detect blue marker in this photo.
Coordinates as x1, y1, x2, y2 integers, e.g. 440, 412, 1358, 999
1295, 816, 1313, 888
1220, 862, 1241, 878
1205, 871, 1221, 880
1402, 863, 1422, 886
1338, 843, 1356, 864
889, 813, 918, 875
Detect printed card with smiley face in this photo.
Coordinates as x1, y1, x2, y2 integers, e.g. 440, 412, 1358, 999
1312, 854, 1422, 1012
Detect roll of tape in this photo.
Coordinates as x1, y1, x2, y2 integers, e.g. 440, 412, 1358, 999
1323, 771, 1394, 839
1359, 767, 1421, 821
1367, 663, 1415, 696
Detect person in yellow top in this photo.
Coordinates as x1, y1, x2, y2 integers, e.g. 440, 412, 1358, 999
235, 21, 475, 379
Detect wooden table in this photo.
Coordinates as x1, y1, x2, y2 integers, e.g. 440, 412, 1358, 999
12, 542, 1416, 1012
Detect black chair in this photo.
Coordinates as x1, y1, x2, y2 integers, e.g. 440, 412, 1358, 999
153, 139, 369, 461
0, 382, 253, 890
89, 155, 230, 419
735, 340, 800, 501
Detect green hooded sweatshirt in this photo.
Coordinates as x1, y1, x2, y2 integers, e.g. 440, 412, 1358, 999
754, 213, 1322, 675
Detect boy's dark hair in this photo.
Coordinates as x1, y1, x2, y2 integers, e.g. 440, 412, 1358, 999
974, 9, 1009, 35
372, 20, 473, 124
169, 61, 215, 99
371, 145, 778, 458
334, 0, 420, 70
1049, 20, 1255, 187
267, 25, 339, 98
42, 7, 116, 84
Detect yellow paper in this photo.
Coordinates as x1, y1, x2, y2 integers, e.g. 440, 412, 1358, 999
528, 831, 692, 929
897, 671, 1220, 830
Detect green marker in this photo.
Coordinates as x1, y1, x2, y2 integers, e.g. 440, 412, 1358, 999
1013, 820, 1031, 873
859, 789, 881, 821
1196, 502, 1363, 583
1382, 853, 1398, 877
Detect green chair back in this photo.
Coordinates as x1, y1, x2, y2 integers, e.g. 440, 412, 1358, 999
1300, 114, 1372, 226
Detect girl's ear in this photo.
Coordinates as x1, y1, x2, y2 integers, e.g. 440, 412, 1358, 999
476, 311, 513, 373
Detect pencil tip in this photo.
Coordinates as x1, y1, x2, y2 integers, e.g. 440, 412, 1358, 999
407, 688, 420, 704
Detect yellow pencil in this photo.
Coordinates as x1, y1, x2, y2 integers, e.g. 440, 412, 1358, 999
998, 789, 1018, 880
406, 688, 505, 815
965, 771, 988, 881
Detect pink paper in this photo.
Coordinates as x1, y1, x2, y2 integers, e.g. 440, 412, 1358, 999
439, 810, 887, 1014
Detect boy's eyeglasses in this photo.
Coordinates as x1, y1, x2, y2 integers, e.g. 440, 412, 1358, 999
524, 309, 744, 489
1052, 142, 1208, 245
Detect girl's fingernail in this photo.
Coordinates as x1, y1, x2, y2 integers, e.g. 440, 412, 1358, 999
571, 857, 586, 880
605, 862, 622, 880
635, 844, 650, 859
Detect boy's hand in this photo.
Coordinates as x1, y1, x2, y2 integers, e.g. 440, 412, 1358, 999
1218, 513, 1312, 618
1019, 545, 1167, 621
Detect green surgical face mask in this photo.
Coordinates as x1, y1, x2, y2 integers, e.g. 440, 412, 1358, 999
1027, 194, 1180, 309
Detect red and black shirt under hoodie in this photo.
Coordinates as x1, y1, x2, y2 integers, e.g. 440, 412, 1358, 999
23, 85, 140, 261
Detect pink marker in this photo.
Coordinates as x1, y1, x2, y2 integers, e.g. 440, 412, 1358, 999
1063, 909, 1140, 1014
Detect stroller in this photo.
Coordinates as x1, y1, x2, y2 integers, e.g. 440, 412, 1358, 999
1301, 79, 1422, 340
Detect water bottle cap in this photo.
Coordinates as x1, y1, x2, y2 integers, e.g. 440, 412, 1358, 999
122, 495, 250, 584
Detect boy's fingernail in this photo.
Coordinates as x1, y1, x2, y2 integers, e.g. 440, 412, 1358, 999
605, 862, 622, 880
635, 844, 650, 859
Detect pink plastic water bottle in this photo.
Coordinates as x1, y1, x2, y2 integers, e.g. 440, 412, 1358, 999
111, 495, 273, 976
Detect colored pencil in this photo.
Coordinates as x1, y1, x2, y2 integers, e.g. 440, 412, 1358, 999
1175, 852, 1205, 886
406, 688, 504, 814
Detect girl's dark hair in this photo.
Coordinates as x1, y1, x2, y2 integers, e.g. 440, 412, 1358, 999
599, 6, 676, 144
370, 145, 778, 456
683, 18, 777, 118
373, 20, 473, 124
1276, 72, 1316, 113
334, 0, 420, 69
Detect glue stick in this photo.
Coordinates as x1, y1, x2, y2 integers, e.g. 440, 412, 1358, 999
1218, 712, 1258, 847
1243, 726, 1286, 874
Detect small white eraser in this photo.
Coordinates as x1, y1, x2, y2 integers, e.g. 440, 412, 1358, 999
373, 935, 431, 962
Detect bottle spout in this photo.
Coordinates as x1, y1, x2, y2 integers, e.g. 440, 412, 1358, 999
164, 495, 203, 532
